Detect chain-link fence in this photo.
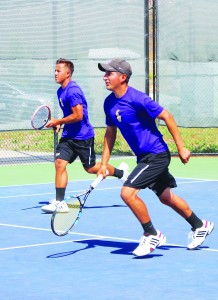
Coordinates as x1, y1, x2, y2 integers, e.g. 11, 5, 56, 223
150, 0, 218, 156
0, 0, 217, 166
157, 0, 218, 128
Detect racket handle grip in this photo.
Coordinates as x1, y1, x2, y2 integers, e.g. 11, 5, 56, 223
91, 170, 109, 189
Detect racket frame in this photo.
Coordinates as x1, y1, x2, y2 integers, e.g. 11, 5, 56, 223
31, 105, 51, 130
51, 175, 104, 236
51, 190, 91, 236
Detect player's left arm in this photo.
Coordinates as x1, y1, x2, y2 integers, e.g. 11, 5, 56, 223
46, 104, 83, 128
157, 109, 190, 164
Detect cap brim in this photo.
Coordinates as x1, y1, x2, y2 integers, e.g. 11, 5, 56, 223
98, 63, 117, 72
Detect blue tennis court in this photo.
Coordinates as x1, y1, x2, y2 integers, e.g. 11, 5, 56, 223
0, 176, 218, 300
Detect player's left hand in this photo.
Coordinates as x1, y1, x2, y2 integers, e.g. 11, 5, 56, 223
45, 117, 58, 128
178, 147, 191, 164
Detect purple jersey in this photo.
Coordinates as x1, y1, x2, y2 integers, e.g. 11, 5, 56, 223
104, 86, 168, 156
57, 81, 94, 139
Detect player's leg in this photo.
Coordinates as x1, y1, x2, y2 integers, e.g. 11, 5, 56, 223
122, 151, 171, 225
54, 158, 69, 203
55, 158, 68, 189
159, 187, 192, 219
121, 186, 150, 224
120, 156, 168, 257
85, 161, 129, 182
41, 138, 77, 213
77, 137, 129, 181
159, 187, 214, 249
120, 185, 166, 257
41, 158, 70, 213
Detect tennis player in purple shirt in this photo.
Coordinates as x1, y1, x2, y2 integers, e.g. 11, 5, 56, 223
57, 80, 94, 140
98, 58, 214, 256
41, 58, 129, 213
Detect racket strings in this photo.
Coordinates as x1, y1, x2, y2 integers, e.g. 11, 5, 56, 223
52, 198, 81, 235
32, 106, 50, 129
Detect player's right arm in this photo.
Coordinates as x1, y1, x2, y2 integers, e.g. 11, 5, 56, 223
46, 104, 83, 128
98, 125, 117, 177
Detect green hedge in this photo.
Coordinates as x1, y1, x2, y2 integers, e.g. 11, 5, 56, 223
0, 127, 217, 155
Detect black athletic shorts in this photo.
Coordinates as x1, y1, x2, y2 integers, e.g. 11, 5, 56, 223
55, 137, 96, 169
123, 151, 177, 196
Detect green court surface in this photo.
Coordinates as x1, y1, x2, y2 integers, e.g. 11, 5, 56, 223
0, 156, 217, 186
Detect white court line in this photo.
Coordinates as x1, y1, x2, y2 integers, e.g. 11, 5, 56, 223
0, 238, 101, 251
0, 223, 217, 252
0, 240, 73, 251
0, 177, 119, 189
171, 180, 217, 184
0, 179, 217, 200
0, 186, 121, 199
0, 177, 217, 189
0, 178, 102, 188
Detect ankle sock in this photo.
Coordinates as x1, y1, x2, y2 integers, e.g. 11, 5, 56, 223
141, 221, 157, 236
56, 188, 66, 201
113, 168, 123, 179
186, 212, 203, 229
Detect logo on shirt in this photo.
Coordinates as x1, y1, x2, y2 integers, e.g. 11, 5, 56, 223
59, 98, 64, 107
116, 110, 122, 122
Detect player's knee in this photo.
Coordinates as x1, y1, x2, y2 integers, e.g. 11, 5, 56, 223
120, 187, 129, 203
159, 196, 168, 205
55, 159, 67, 171
85, 166, 96, 174
159, 188, 172, 205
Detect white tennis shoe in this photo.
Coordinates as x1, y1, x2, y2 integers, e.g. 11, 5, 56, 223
187, 220, 214, 250
133, 230, 167, 256
49, 198, 56, 204
133, 230, 166, 257
41, 200, 69, 213
118, 162, 130, 183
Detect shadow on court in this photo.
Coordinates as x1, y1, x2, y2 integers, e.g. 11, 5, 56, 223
46, 239, 192, 259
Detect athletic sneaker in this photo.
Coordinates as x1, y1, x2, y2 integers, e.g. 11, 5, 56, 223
56, 201, 69, 213
187, 220, 214, 250
133, 230, 166, 257
41, 200, 69, 213
49, 198, 56, 204
118, 162, 130, 183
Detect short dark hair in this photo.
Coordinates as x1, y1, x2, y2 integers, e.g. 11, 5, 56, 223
56, 58, 74, 75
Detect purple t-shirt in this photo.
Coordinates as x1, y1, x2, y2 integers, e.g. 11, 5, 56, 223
57, 81, 94, 139
104, 86, 168, 156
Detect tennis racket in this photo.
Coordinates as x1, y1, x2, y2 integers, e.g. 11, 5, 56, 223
31, 105, 58, 159
51, 174, 105, 236
31, 105, 51, 130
